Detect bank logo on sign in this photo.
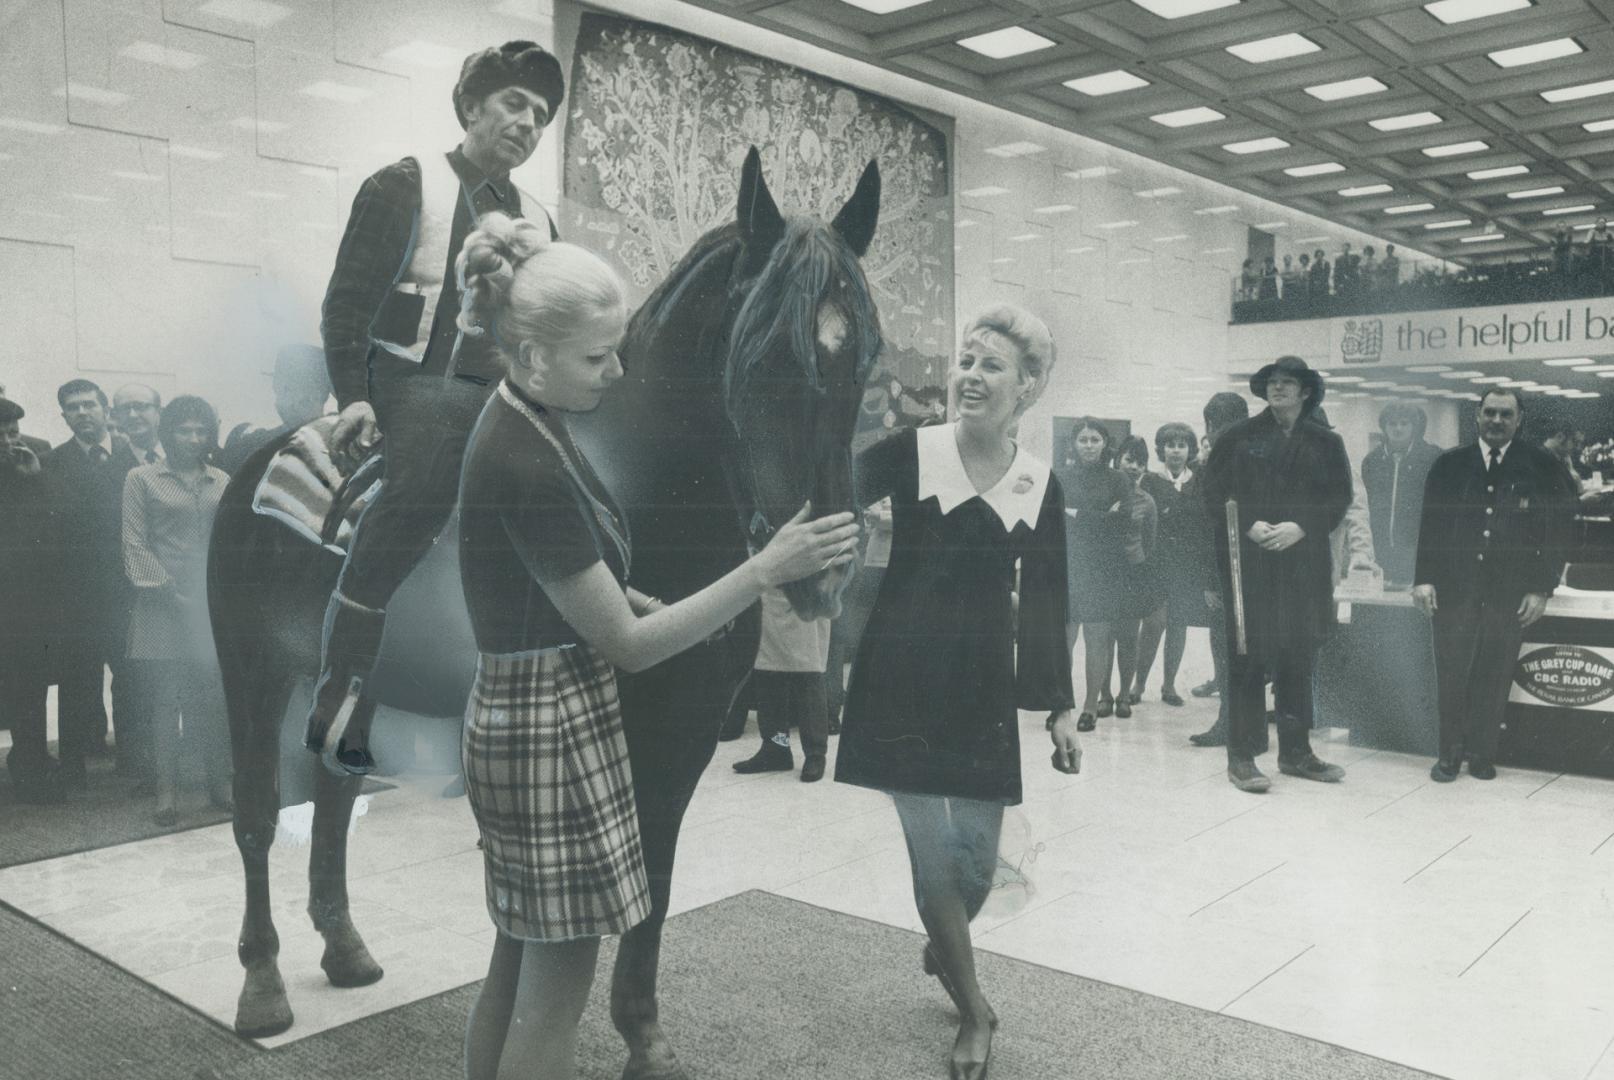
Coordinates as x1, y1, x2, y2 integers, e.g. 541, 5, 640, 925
1340, 319, 1384, 365
1513, 644, 1614, 709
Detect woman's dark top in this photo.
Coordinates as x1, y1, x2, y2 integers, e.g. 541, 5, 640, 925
1142, 468, 1204, 619
1118, 482, 1165, 619
1055, 458, 1132, 624
458, 380, 630, 653
836, 424, 1075, 805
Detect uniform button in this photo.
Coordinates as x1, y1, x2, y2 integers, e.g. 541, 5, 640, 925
1485, 508, 1494, 516
1483, 529, 1491, 538
1487, 485, 1495, 493
1477, 553, 1484, 561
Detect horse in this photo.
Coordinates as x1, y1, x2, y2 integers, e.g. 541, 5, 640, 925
207, 146, 883, 1075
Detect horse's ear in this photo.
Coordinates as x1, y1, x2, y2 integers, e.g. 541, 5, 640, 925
831, 159, 881, 258
737, 146, 784, 252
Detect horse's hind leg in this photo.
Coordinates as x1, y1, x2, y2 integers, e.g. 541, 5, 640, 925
231, 671, 295, 1038
309, 744, 384, 988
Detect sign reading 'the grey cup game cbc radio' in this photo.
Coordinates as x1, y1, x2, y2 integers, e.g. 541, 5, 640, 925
1510, 644, 1614, 712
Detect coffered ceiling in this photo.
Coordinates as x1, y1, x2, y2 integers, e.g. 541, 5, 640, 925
682, 0, 1614, 261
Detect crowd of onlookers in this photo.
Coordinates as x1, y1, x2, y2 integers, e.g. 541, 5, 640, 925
0, 347, 331, 813
1234, 217, 1614, 322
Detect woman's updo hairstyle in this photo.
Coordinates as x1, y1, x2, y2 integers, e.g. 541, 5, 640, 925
959, 303, 1057, 415
456, 211, 625, 359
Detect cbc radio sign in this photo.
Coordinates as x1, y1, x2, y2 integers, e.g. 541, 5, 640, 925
1511, 644, 1614, 710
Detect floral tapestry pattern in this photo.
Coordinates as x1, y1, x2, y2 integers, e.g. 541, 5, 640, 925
561, 11, 953, 444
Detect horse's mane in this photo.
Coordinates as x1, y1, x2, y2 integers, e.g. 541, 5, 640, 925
624, 222, 743, 359
723, 218, 882, 430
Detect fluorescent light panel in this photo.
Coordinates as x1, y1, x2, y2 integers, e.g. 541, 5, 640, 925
1339, 183, 1393, 197
1425, 218, 1472, 228
1460, 233, 1506, 242
1370, 111, 1441, 132
983, 141, 1046, 157
1065, 70, 1148, 95
1488, 37, 1582, 68
1135, 186, 1182, 197
960, 185, 1009, 197
837, 0, 931, 11
1584, 118, 1614, 133
1031, 203, 1075, 214
1384, 202, 1436, 214
1544, 204, 1596, 215
1545, 358, 1592, 365
298, 80, 373, 104
381, 41, 464, 68
1306, 77, 1387, 101
1423, 140, 1488, 157
1223, 136, 1289, 154
1195, 205, 1240, 214
1425, 0, 1530, 24
1227, 33, 1319, 63
59, 83, 128, 106
1128, 0, 1240, 17
1505, 185, 1565, 199
1285, 161, 1345, 176
1468, 164, 1528, 179
119, 41, 203, 69
1542, 79, 1614, 104
1253, 221, 1288, 229
956, 27, 1056, 58
197, 0, 290, 26
1151, 106, 1224, 127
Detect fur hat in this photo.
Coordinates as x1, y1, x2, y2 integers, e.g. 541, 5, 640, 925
1249, 355, 1324, 414
453, 41, 565, 129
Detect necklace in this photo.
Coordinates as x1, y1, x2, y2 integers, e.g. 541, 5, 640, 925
497, 382, 631, 576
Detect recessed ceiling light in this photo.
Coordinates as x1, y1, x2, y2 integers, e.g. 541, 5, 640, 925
837, 0, 932, 11
1339, 183, 1393, 197
1195, 205, 1240, 214
1488, 37, 1582, 68
197, 0, 291, 25
1584, 118, 1614, 133
298, 80, 374, 104
1096, 219, 1140, 229
1572, 364, 1614, 372
1439, 370, 1486, 377
1370, 111, 1442, 132
1306, 77, 1388, 101
1129, 0, 1240, 17
1064, 165, 1119, 179
1506, 185, 1566, 199
1460, 233, 1506, 243
1135, 186, 1182, 197
1467, 164, 1529, 179
1200, 246, 1236, 254
1543, 204, 1596, 215
1253, 221, 1288, 229
1541, 79, 1614, 104
1296, 235, 1331, 243
1284, 161, 1345, 177
1223, 136, 1290, 154
1425, 0, 1531, 24
1031, 203, 1076, 214
1406, 365, 1453, 372
1472, 375, 1511, 383
57, 83, 129, 106
1064, 70, 1149, 95
1384, 202, 1436, 214
382, 41, 465, 68
956, 26, 1057, 59
1330, 375, 1364, 383
1545, 358, 1592, 365
1008, 232, 1043, 242
1226, 33, 1320, 64
983, 141, 1046, 157
1423, 140, 1489, 157
960, 185, 1010, 197
120, 41, 204, 69
1151, 106, 1225, 127
1425, 218, 1472, 229
1153, 234, 1189, 242
990, 257, 1015, 265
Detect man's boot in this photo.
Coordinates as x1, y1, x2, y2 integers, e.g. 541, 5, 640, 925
1275, 719, 1344, 783
733, 734, 793, 774
1227, 754, 1271, 793
304, 592, 387, 775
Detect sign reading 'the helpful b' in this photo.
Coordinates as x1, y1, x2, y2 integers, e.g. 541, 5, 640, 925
1510, 644, 1614, 711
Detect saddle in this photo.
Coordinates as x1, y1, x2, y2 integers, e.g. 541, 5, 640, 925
251, 416, 383, 555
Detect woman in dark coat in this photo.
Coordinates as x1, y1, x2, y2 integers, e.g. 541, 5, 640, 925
1057, 418, 1133, 730
1201, 356, 1352, 793
1132, 422, 1199, 706
837, 304, 1080, 1080
1108, 436, 1165, 714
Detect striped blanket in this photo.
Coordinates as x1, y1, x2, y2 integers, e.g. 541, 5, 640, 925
251, 416, 381, 554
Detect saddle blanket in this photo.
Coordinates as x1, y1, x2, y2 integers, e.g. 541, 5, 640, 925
251, 416, 380, 555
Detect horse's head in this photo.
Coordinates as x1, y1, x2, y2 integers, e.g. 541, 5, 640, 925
723, 147, 881, 621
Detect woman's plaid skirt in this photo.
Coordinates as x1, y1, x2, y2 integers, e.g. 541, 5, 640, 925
461, 645, 651, 941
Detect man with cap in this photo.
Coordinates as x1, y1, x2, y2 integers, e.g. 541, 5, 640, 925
303, 41, 564, 772
1201, 356, 1354, 792
2, 398, 65, 801
1414, 389, 1572, 782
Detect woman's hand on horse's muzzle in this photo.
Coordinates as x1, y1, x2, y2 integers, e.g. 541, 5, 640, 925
749, 502, 859, 587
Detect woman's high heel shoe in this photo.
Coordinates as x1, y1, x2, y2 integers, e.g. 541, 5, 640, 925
949, 1019, 993, 1080
1095, 696, 1114, 718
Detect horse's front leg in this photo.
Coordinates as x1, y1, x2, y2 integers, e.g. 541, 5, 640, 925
613, 698, 721, 1080
308, 742, 384, 989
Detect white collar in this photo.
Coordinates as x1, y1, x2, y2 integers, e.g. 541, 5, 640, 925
1481, 440, 1512, 463
916, 422, 1050, 531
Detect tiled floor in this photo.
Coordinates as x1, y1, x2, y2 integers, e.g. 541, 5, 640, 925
4, 647, 1614, 1079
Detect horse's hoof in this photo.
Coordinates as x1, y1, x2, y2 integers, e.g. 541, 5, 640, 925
321, 937, 384, 988
236, 970, 294, 1038
621, 1054, 690, 1080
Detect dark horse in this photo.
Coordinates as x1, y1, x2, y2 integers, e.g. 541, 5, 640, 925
207, 147, 882, 1075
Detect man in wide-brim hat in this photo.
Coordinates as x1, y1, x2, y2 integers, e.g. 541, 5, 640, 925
1201, 355, 1354, 793
303, 40, 563, 775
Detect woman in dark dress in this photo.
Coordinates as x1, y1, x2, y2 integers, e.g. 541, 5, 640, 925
452, 213, 858, 1080
1058, 417, 1132, 730
836, 304, 1080, 1080
1108, 435, 1166, 713
1131, 422, 1199, 706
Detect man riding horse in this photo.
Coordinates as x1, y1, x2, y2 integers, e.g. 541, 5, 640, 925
304, 40, 563, 773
